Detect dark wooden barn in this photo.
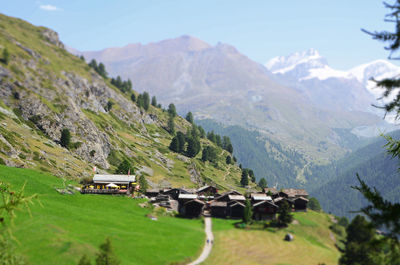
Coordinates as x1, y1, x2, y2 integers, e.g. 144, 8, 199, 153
293, 197, 308, 211
180, 199, 205, 217
253, 200, 278, 220
210, 201, 227, 217
228, 201, 245, 218
197, 185, 219, 196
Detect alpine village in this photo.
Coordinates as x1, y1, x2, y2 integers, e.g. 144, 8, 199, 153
1, 2, 400, 265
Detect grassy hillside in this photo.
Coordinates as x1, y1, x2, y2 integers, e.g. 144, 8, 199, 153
0, 13, 248, 192
205, 211, 341, 265
0, 165, 205, 265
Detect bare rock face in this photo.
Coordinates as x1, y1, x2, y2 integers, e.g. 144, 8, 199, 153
41, 28, 65, 49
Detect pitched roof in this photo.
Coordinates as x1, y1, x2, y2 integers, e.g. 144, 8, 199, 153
253, 200, 278, 208
264, 187, 278, 194
178, 194, 198, 199
281, 188, 309, 197
294, 196, 309, 202
184, 199, 205, 205
229, 201, 245, 208
93, 174, 136, 184
251, 193, 272, 201
197, 185, 216, 192
228, 195, 246, 201
210, 201, 227, 207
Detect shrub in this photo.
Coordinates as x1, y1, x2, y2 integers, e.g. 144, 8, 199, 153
60, 128, 71, 149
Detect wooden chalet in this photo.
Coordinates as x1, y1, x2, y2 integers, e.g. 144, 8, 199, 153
214, 191, 243, 202
250, 193, 272, 204
228, 201, 245, 218
292, 196, 309, 211
253, 200, 278, 220
180, 199, 205, 217
273, 197, 294, 209
161, 188, 181, 200
197, 185, 219, 196
264, 187, 279, 198
279, 189, 309, 199
210, 201, 227, 217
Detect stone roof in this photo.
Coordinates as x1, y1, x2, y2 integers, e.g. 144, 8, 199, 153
178, 194, 198, 199
210, 201, 227, 207
253, 200, 278, 208
264, 187, 278, 194
228, 195, 246, 201
282, 189, 309, 197
251, 193, 272, 201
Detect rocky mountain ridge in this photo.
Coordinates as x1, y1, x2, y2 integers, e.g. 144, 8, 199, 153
0, 14, 245, 191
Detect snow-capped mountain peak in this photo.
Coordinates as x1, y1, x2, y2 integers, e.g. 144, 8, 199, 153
265, 49, 351, 81
265, 48, 324, 75
348, 59, 400, 86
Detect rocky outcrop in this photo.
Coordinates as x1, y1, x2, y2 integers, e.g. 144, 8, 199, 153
41, 28, 65, 49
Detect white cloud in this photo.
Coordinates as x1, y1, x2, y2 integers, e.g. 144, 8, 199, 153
39, 4, 60, 11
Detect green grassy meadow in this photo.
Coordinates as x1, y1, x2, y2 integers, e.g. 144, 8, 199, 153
205, 211, 341, 265
0, 165, 204, 265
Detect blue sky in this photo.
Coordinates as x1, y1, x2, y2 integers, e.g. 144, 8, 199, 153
1, 0, 396, 69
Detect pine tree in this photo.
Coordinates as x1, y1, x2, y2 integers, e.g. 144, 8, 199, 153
97, 63, 107, 78
226, 155, 232, 165
136, 94, 144, 109
258, 178, 267, 189
240, 170, 248, 187
60, 128, 71, 149
186, 112, 194, 124
151, 96, 157, 107
106, 100, 113, 112
95, 238, 120, 265
176, 132, 186, 153
2, 48, 10, 65
139, 175, 148, 193
248, 169, 255, 182
186, 137, 201, 158
88, 59, 98, 70
130, 93, 136, 102
202, 147, 209, 162
168, 116, 175, 135
168, 103, 176, 118
277, 200, 293, 227
243, 199, 253, 224
198, 126, 206, 138
142, 92, 150, 111
169, 136, 179, 152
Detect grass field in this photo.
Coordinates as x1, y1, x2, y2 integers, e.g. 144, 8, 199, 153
205, 211, 341, 265
0, 165, 204, 265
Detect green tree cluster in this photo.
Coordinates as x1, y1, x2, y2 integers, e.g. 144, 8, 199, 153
202, 145, 218, 163
169, 126, 201, 158
308, 197, 322, 211
258, 178, 267, 189
136, 91, 151, 111
139, 175, 148, 193
111, 76, 132, 93
206, 131, 233, 153
88, 59, 107, 78
339, 215, 381, 265
115, 159, 132, 174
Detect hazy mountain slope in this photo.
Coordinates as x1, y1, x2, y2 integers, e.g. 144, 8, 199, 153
80, 37, 382, 162
309, 130, 400, 218
0, 13, 244, 191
